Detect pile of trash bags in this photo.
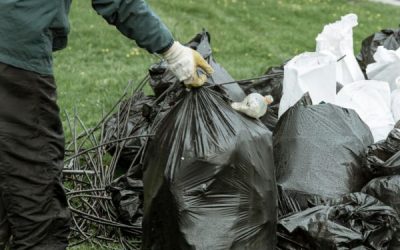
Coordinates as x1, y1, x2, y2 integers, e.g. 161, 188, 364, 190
271, 14, 400, 250
99, 12, 400, 250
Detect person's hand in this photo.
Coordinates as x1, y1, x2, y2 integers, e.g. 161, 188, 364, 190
163, 42, 214, 88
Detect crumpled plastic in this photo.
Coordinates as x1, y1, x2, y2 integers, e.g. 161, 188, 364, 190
357, 28, 400, 73
277, 192, 400, 250
107, 176, 143, 228
367, 47, 400, 91
365, 127, 400, 177
274, 94, 374, 216
104, 31, 250, 232
362, 175, 400, 214
316, 13, 365, 85
142, 87, 277, 250
278, 52, 336, 117
231, 93, 273, 119
362, 176, 400, 250
336, 80, 395, 142
104, 31, 246, 174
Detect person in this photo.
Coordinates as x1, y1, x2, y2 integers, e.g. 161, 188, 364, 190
0, 1, 213, 249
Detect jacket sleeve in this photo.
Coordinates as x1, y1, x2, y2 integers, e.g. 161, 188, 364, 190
92, 0, 174, 53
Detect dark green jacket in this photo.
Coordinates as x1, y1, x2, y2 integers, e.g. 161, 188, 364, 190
0, 0, 174, 75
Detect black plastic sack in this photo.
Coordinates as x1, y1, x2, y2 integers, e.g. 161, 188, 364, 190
105, 31, 246, 173
239, 64, 284, 131
277, 193, 400, 250
357, 28, 400, 73
239, 64, 284, 102
362, 176, 400, 250
365, 128, 400, 177
274, 94, 374, 216
142, 87, 277, 250
149, 30, 246, 102
107, 176, 143, 228
362, 175, 400, 214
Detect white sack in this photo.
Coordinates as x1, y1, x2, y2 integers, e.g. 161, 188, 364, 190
392, 77, 400, 123
316, 13, 365, 85
367, 46, 400, 91
278, 52, 336, 117
336, 80, 395, 142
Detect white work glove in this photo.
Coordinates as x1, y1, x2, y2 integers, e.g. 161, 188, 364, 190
163, 42, 214, 88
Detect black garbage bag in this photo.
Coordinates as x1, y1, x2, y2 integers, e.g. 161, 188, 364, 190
277, 193, 400, 250
357, 28, 400, 73
362, 176, 400, 250
260, 104, 279, 131
105, 30, 246, 174
274, 94, 374, 217
149, 30, 246, 102
239, 64, 284, 131
142, 87, 277, 250
390, 237, 400, 250
365, 128, 400, 177
362, 175, 400, 214
107, 176, 143, 229
239, 64, 284, 102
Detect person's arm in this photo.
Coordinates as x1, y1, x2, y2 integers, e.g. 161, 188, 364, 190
92, 0, 213, 87
92, 0, 173, 53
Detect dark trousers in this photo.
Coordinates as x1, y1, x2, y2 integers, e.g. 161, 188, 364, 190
0, 63, 70, 249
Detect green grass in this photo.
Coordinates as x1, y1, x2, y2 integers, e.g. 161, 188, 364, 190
59, 0, 400, 249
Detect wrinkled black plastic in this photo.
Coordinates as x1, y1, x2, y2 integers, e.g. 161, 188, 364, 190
142, 87, 277, 250
239, 64, 284, 131
104, 31, 249, 231
278, 193, 400, 250
239, 64, 284, 102
362, 176, 400, 250
365, 128, 400, 177
105, 31, 245, 174
357, 28, 400, 73
274, 94, 374, 216
107, 176, 143, 228
362, 175, 400, 214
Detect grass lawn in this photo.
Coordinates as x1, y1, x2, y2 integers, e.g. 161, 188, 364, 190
59, 0, 400, 249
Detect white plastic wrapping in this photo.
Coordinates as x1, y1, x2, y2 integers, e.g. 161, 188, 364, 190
392, 77, 400, 123
336, 80, 395, 142
367, 46, 400, 91
278, 52, 337, 117
231, 93, 273, 119
316, 13, 365, 85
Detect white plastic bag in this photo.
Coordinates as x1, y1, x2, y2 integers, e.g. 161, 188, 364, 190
231, 93, 273, 119
367, 46, 400, 91
336, 80, 395, 142
392, 77, 400, 123
278, 52, 337, 117
316, 13, 365, 85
